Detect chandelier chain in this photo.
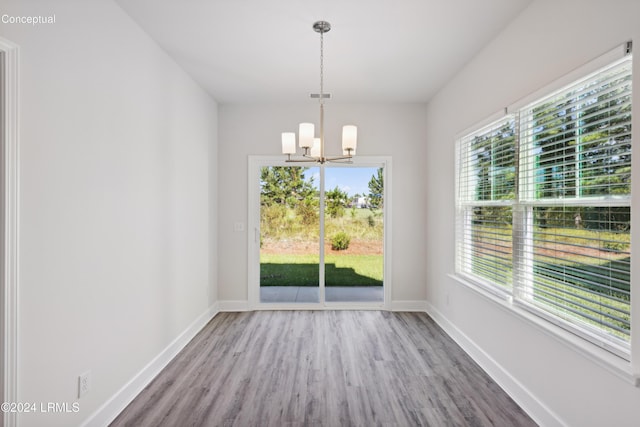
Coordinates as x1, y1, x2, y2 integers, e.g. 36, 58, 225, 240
319, 29, 324, 105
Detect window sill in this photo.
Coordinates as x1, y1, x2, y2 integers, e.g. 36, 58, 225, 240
449, 273, 639, 388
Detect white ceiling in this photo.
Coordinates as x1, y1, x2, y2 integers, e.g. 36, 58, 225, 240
115, 0, 532, 104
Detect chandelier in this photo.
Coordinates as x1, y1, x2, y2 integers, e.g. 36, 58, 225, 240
281, 21, 357, 164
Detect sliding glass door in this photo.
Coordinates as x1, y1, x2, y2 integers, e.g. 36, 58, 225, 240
249, 157, 389, 308
259, 166, 320, 303
324, 166, 384, 302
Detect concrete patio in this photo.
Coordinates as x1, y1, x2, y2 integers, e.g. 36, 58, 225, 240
260, 286, 383, 303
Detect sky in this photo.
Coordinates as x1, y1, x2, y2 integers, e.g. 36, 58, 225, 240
309, 166, 379, 197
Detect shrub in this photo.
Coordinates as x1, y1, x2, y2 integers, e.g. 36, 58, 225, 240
367, 214, 375, 227
331, 232, 351, 251
602, 241, 627, 252
326, 187, 348, 218
261, 204, 288, 237
296, 200, 319, 226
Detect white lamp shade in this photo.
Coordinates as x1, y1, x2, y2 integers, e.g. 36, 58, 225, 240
299, 123, 315, 148
281, 132, 296, 154
310, 138, 321, 158
342, 125, 357, 152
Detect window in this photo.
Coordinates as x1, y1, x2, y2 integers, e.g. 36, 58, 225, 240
456, 117, 516, 292
456, 52, 632, 358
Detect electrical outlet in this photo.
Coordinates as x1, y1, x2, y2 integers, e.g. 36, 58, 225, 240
78, 371, 91, 398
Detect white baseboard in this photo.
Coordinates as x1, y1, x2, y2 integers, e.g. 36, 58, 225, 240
424, 301, 565, 427
218, 300, 250, 312
391, 300, 427, 312
218, 300, 428, 312
80, 304, 220, 427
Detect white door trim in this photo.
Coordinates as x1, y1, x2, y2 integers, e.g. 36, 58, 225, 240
0, 37, 19, 427
247, 156, 392, 311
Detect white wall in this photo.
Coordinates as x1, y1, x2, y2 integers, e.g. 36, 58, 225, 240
0, 1, 218, 426
425, 1, 640, 426
218, 103, 428, 305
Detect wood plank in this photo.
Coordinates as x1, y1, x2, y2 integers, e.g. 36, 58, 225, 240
110, 311, 537, 426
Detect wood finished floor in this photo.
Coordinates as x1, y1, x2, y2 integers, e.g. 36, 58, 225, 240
110, 311, 537, 427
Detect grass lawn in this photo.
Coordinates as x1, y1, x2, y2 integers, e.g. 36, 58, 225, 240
260, 253, 383, 286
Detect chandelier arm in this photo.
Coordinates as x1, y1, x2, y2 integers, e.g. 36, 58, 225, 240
324, 156, 354, 163
285, 158, 319, 163
284, 153, 353, 164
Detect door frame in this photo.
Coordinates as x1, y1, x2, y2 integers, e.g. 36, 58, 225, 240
248, 156, 392, 310
0, 37, 19, 427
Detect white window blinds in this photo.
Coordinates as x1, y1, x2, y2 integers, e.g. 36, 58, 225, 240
457, 117, 516, 291
456, 52, 632, 357
517, 57, 632, 350
519, 58, 632, 201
